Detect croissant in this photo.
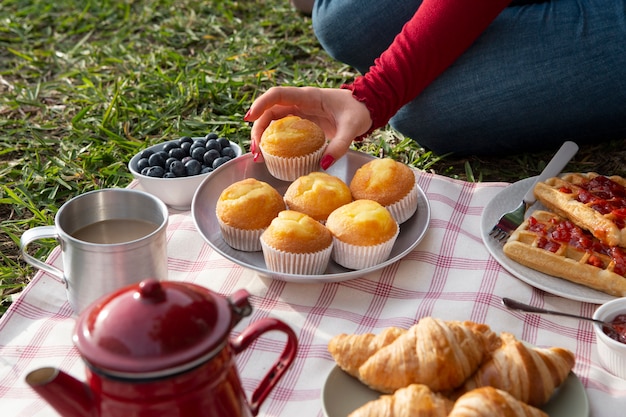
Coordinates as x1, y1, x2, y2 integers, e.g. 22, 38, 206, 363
328, 326, 406, 378
449, 387, 548, 417
329, 317, 500, 393
347, 383, 453, 417
453, 332, 575, 406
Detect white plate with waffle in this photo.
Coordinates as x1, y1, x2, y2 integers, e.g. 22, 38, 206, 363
481, 177, 615, 304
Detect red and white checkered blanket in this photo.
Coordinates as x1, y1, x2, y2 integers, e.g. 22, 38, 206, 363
1, 172, 625, 417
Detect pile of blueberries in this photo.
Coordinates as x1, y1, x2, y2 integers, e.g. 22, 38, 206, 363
136, 133, 239, 178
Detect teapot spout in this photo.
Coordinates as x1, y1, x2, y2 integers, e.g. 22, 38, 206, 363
26, 367, 97, 417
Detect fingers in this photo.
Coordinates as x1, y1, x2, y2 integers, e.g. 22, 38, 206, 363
249, 104, 296, 145
320, 123, 360, 170
245, 86, 322, 122
320, 95, 373, 169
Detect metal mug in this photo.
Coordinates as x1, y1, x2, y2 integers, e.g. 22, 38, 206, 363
19, 188, 169, 314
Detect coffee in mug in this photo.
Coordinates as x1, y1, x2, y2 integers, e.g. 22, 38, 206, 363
20, 188, 169, 314
71, 219, 160, 244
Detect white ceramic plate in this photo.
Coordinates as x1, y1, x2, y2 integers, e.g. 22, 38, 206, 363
191, 150, 431, 283
480, 177, 614, 304
321, 365, 589, 417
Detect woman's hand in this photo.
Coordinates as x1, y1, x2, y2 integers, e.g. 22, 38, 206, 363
244, 86, 372, 169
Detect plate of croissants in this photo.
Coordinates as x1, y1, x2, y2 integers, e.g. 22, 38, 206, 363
322, 317, 588, 417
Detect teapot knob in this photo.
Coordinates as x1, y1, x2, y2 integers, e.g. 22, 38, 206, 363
138, 279, 166, 303
228, 289, 252, 325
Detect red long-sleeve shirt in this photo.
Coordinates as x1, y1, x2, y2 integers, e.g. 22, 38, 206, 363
342, 0, 512, 135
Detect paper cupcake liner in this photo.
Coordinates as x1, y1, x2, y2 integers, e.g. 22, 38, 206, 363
260, 144, 326, 182
218, 219, 264, 252
331, 227, 400, 270
260, 239, 332, 275
386, 171, 420, 224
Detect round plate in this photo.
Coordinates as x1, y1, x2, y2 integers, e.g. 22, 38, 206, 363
191, 150, 431, 283
480, 177, 614, 304
321, 366, 589, 417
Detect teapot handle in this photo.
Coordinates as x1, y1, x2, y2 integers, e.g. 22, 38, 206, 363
230, 318, 298, 416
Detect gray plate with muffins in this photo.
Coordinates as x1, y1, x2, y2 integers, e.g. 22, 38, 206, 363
191, 150, 431, 283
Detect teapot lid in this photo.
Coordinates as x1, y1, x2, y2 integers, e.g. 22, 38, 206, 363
73, 279, 251, 378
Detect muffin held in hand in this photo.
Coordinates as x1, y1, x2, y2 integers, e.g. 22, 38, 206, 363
325, 199, 399, 270
216, 178, 285, 251
260, 115, 327, 181
284, 172, 352, 223
350, 158, 419, 224
260, 210, 333, 275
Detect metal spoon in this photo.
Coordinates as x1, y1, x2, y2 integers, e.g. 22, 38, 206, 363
501, 297, 626, 343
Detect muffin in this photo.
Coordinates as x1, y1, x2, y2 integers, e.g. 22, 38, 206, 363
260, 210, 333, 275
216, 178, 285, 251
284, 172, 352, 223
260, 115, 327, 181
349, 158, 419, 224
325, 199, 399, 270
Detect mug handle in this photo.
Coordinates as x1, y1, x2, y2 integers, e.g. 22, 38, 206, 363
20, 226, 65, 283
230, 318, 298, 416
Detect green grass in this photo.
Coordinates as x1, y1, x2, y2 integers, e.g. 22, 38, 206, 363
1, 0, 346, 315
0, 0, 623, 317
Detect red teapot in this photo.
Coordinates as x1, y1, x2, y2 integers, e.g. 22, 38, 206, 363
25, 279, 297, 417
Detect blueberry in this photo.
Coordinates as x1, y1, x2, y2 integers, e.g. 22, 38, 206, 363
201, 166, 213, 174
203, 149, 220, 166
163, 172, 176, 178
148, 152, 166, 168
169, 147, 186, 160
164, 157, 177, 171
191, 138, 206, 148
203, 150, 216, 166
141, 167, 151, 176
180, 141, 192, 154
162, 141, 180, 153
221, 147, 237, 159
191, 146, 207, 162
136, 157, 150, 172
217, 137, 230, 149
169, 160, 186, 177
185, 159, 202, 176
181, 156, 193, 164
206, 149, 220, 160
139, 149, 154, 159
212, 156, 230, 169
205, 139, 221, 152
146, 166, 165, 178
178, 136, 193, 144
205, 132, 218, 140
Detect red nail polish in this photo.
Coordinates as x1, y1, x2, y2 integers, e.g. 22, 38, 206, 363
320, 154, 335, 170
250, 141, 256, 154
244, 109, 251, 121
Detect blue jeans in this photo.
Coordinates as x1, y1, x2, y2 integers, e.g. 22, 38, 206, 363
312, 0, 626, 155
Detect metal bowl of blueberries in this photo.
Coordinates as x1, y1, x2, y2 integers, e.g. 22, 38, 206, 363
128, 133, 242, 210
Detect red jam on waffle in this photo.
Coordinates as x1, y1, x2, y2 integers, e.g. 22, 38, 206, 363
558, 175, 626, 229
526, 215, 626, 277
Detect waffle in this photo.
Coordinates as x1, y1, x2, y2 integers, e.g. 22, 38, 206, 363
503, 210, 626, 297
533, 172, 626, 247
